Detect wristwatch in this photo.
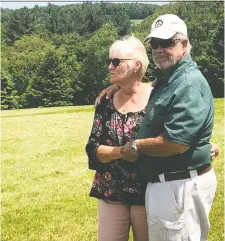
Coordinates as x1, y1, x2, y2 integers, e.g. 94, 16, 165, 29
131, 139, 139, 156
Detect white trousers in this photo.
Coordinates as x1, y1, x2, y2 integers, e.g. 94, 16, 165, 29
145, 168, 217, 241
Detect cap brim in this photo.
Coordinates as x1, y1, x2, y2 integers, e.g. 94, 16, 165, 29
144, 30, 177, 41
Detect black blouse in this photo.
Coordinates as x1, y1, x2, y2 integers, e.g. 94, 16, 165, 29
86, 98, 148, 205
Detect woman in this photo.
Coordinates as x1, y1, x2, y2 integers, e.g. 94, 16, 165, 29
86, 36, 220, 241
86, 36, 151, 241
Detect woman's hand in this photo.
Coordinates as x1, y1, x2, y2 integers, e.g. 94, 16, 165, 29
94, 85, 120, 108
210, 143, 220, 160
120, 141, 138, 162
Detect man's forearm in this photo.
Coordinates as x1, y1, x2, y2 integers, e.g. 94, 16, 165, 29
136, 136, 189, 157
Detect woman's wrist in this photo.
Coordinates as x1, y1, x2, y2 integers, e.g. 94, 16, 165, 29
119, 146, 124, 158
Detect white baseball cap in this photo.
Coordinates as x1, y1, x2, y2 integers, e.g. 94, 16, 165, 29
145, 14, 187, 41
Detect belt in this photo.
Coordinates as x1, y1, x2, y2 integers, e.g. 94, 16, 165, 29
151, 164, 212, 183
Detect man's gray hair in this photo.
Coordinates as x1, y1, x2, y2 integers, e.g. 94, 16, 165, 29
109, 35, 149, 77
174, 33, 192, 53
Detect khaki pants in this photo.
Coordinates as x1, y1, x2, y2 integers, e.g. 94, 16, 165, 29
98, 200, 148, 241
145, 168, 217, 241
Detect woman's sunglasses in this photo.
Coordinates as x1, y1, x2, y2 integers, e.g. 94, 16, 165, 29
106, 58, 132, 67
150, 38, 181, 49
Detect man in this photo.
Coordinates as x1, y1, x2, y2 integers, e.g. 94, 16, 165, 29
96, 14, 217, 241
121, 14, 217, 241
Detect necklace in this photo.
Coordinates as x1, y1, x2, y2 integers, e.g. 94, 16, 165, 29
118, 83, 146, 114
121, 97, 133, 113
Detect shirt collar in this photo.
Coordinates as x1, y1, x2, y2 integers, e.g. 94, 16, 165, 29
164, 54, 193, 83
151, 54, 193, 88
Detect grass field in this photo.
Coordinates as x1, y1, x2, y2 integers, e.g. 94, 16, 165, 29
1, 99, 224, 241
131, 19, 143, 26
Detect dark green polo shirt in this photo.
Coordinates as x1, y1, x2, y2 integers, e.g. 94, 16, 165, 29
137, 54, 214, 178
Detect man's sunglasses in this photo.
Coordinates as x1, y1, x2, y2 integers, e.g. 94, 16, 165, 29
106, 58, 132, 67
150, 38, 181, 49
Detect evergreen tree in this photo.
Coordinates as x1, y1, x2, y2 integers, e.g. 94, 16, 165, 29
1, 1, 223, 109
77, 24, 118, 104
1, 70, 19, 109
4, 7, 35, 44
27, 48, 75, 107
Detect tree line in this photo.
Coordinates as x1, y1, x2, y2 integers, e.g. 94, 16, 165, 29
1, 1, 224, 110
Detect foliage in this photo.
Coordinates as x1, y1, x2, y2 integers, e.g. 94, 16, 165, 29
1, 69, 19, 109
1, 2, 224, 109
77, 24, 118, 104
138, 1, 224, 97
26, 48, 75, 107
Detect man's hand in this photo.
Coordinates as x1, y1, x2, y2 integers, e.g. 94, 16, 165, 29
210, 143, 220, 160
120, 141, 138, 162
94, 85, 120, 108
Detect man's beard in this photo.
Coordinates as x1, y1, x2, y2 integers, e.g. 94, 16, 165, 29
153, 53, 181, 70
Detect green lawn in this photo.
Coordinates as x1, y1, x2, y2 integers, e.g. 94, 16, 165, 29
131, 19, 143, 25
1, 99, 224, 241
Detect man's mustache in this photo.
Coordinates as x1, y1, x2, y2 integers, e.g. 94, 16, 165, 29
153, 53, 169, 58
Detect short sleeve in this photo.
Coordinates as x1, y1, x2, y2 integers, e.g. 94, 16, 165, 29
162, 85, 212, 146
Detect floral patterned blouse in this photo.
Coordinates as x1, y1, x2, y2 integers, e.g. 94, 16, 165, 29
86, 98, 148, 205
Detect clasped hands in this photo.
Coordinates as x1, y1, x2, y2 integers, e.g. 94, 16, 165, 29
120, 140, 138, 162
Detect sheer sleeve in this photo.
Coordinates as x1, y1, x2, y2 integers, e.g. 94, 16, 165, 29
85, 100, 107, 170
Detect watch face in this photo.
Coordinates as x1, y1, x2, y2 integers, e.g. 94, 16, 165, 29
131, 146, 135, 152
132, 141, 137, 152
131, 143, 137, 153
131, 148, 138, 158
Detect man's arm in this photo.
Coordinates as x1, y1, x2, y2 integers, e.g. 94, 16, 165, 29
94, 85, 120, 107
94, 82, 152, 107
121, 138, 220, 161
136, 136, 189, 156
120, 136, 189, 161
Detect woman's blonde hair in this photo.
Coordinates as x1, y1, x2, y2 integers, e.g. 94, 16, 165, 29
109, 35, 149, 77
